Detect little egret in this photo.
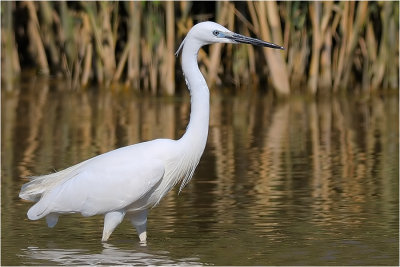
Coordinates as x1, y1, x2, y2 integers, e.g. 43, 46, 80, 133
19, 21, 283, 243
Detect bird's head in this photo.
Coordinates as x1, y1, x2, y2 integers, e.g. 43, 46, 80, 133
176, 21, 284, 56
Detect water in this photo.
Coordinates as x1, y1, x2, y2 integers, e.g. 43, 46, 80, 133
2, 77, 399, 265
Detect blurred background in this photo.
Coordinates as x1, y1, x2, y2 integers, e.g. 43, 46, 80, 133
1, 1, 399, 266
1, 1, 399, 95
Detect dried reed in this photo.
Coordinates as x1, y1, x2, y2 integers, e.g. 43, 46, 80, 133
1, 1, 398, 95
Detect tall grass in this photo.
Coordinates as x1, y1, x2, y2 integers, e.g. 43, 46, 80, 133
2, 1, 21, 91
1, 1, 398, 95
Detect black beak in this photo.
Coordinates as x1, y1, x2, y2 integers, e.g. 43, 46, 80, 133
226, 33, 284, 50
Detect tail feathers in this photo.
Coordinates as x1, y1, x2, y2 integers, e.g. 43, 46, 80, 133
20, 175, 54, 202
19, 160, 88, 202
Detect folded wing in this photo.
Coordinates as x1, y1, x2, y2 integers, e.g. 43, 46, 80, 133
26, 155, 165, 220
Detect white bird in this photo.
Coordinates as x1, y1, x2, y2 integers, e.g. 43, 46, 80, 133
19, 21, 284, 243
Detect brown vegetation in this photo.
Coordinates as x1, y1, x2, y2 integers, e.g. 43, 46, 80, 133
1, 1, 398, 95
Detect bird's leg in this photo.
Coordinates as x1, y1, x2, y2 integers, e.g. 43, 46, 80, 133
129, 210, 148, 242
102, 210, 126, 242
45, 213, 59, 228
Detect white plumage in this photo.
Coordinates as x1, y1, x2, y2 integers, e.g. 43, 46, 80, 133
19, 21, 283, 242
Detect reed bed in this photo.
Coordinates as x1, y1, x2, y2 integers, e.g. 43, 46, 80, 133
1, 1, 398, 96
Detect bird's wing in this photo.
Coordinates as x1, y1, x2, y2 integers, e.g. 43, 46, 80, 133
27, 155, 165, 219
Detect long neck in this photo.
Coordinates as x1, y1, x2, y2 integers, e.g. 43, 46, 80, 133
150, 39, 210, 199
178, 41, 210, 152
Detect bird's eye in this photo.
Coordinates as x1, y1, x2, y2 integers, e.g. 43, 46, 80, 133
213, 30, 220, 37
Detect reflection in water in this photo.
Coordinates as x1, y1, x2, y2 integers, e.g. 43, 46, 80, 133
2, 77, 398, 265
21, 243, 200, 265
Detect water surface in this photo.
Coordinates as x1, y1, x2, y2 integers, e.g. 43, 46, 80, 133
2, 78, 399, 265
